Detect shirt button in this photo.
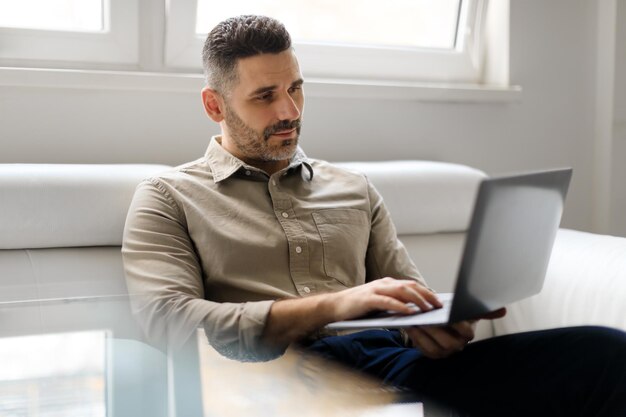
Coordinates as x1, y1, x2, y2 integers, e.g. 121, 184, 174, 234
281, 212, 289, 218
295, 246, 302, 254
272, 180, 277, 186
245, 170, 251, 176
303, 286, 311, 294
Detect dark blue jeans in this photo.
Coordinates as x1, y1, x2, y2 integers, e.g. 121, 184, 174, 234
304, 326, 626, 417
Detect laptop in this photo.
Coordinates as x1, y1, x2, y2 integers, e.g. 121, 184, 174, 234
326, 168, 573, 330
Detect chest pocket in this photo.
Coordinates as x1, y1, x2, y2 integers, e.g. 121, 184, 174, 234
312, 209, 370, 286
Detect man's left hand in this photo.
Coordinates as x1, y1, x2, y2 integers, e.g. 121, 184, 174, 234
404, 308, 506, 359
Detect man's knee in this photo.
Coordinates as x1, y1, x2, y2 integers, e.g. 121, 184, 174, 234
564, 325, 626, 358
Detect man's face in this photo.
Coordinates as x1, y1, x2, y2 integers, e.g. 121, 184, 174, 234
220, 49, 304, 164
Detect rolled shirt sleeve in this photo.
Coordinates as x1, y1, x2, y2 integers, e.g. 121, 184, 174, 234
122, 179, 283, 361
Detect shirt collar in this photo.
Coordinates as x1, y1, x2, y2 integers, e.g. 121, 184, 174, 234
205, 136, 314, 183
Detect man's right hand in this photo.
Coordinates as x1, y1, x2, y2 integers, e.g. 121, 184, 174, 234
324, 277, 443, 322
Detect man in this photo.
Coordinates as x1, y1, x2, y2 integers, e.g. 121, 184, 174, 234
123, 15, 626, 416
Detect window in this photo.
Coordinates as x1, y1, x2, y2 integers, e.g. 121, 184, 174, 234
167, 0, 488, 83
0, 0, 502, 91
0, 0, 138, 65
0, 0, 104, 32
194, 0, 461, 50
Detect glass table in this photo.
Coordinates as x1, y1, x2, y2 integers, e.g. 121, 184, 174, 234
0, 295, 425, 417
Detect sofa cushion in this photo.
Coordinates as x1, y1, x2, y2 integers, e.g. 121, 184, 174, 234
1, 161, 484, 249
335, 161, 486, 235
0, 164, 170, 249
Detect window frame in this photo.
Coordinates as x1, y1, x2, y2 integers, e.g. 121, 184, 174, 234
0, 0, 519, 103
165, 0, 488, 83
0, 0, 139, 65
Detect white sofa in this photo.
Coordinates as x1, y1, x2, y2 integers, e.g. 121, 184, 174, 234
1, 162, 625, 341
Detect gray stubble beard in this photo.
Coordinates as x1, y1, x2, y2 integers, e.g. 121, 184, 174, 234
223, 104, 302, 162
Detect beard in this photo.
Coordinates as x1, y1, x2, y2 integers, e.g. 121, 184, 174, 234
222, 103, 302, 162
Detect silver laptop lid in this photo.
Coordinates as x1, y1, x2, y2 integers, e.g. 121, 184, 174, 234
449, 168, 573, 322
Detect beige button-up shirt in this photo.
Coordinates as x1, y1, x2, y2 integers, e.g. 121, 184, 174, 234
122, 137, 425, 361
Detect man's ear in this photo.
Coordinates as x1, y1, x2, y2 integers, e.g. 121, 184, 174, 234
201, 87, 225, 123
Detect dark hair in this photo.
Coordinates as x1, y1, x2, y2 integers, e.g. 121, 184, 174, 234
202, 15, 292, 94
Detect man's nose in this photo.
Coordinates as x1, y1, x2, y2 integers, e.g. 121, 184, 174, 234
275, 95, 301, 121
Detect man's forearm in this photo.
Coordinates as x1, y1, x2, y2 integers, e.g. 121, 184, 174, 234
261, 278, 442, 351
261, 293, 338, 350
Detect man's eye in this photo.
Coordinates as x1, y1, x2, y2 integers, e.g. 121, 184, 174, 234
257, 92, 273, 101
289, 86, 302, 93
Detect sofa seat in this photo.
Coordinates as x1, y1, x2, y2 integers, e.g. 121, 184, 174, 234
0, 247, 126, 302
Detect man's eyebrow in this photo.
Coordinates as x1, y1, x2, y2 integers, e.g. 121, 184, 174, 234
249, 85, 277, 97
248, 79, 304, 97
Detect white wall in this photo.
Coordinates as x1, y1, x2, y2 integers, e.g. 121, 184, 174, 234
0, 0, 620, 236
610, 0, 626, 236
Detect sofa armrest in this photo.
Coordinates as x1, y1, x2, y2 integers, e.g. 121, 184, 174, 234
493, 228, 626, 335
